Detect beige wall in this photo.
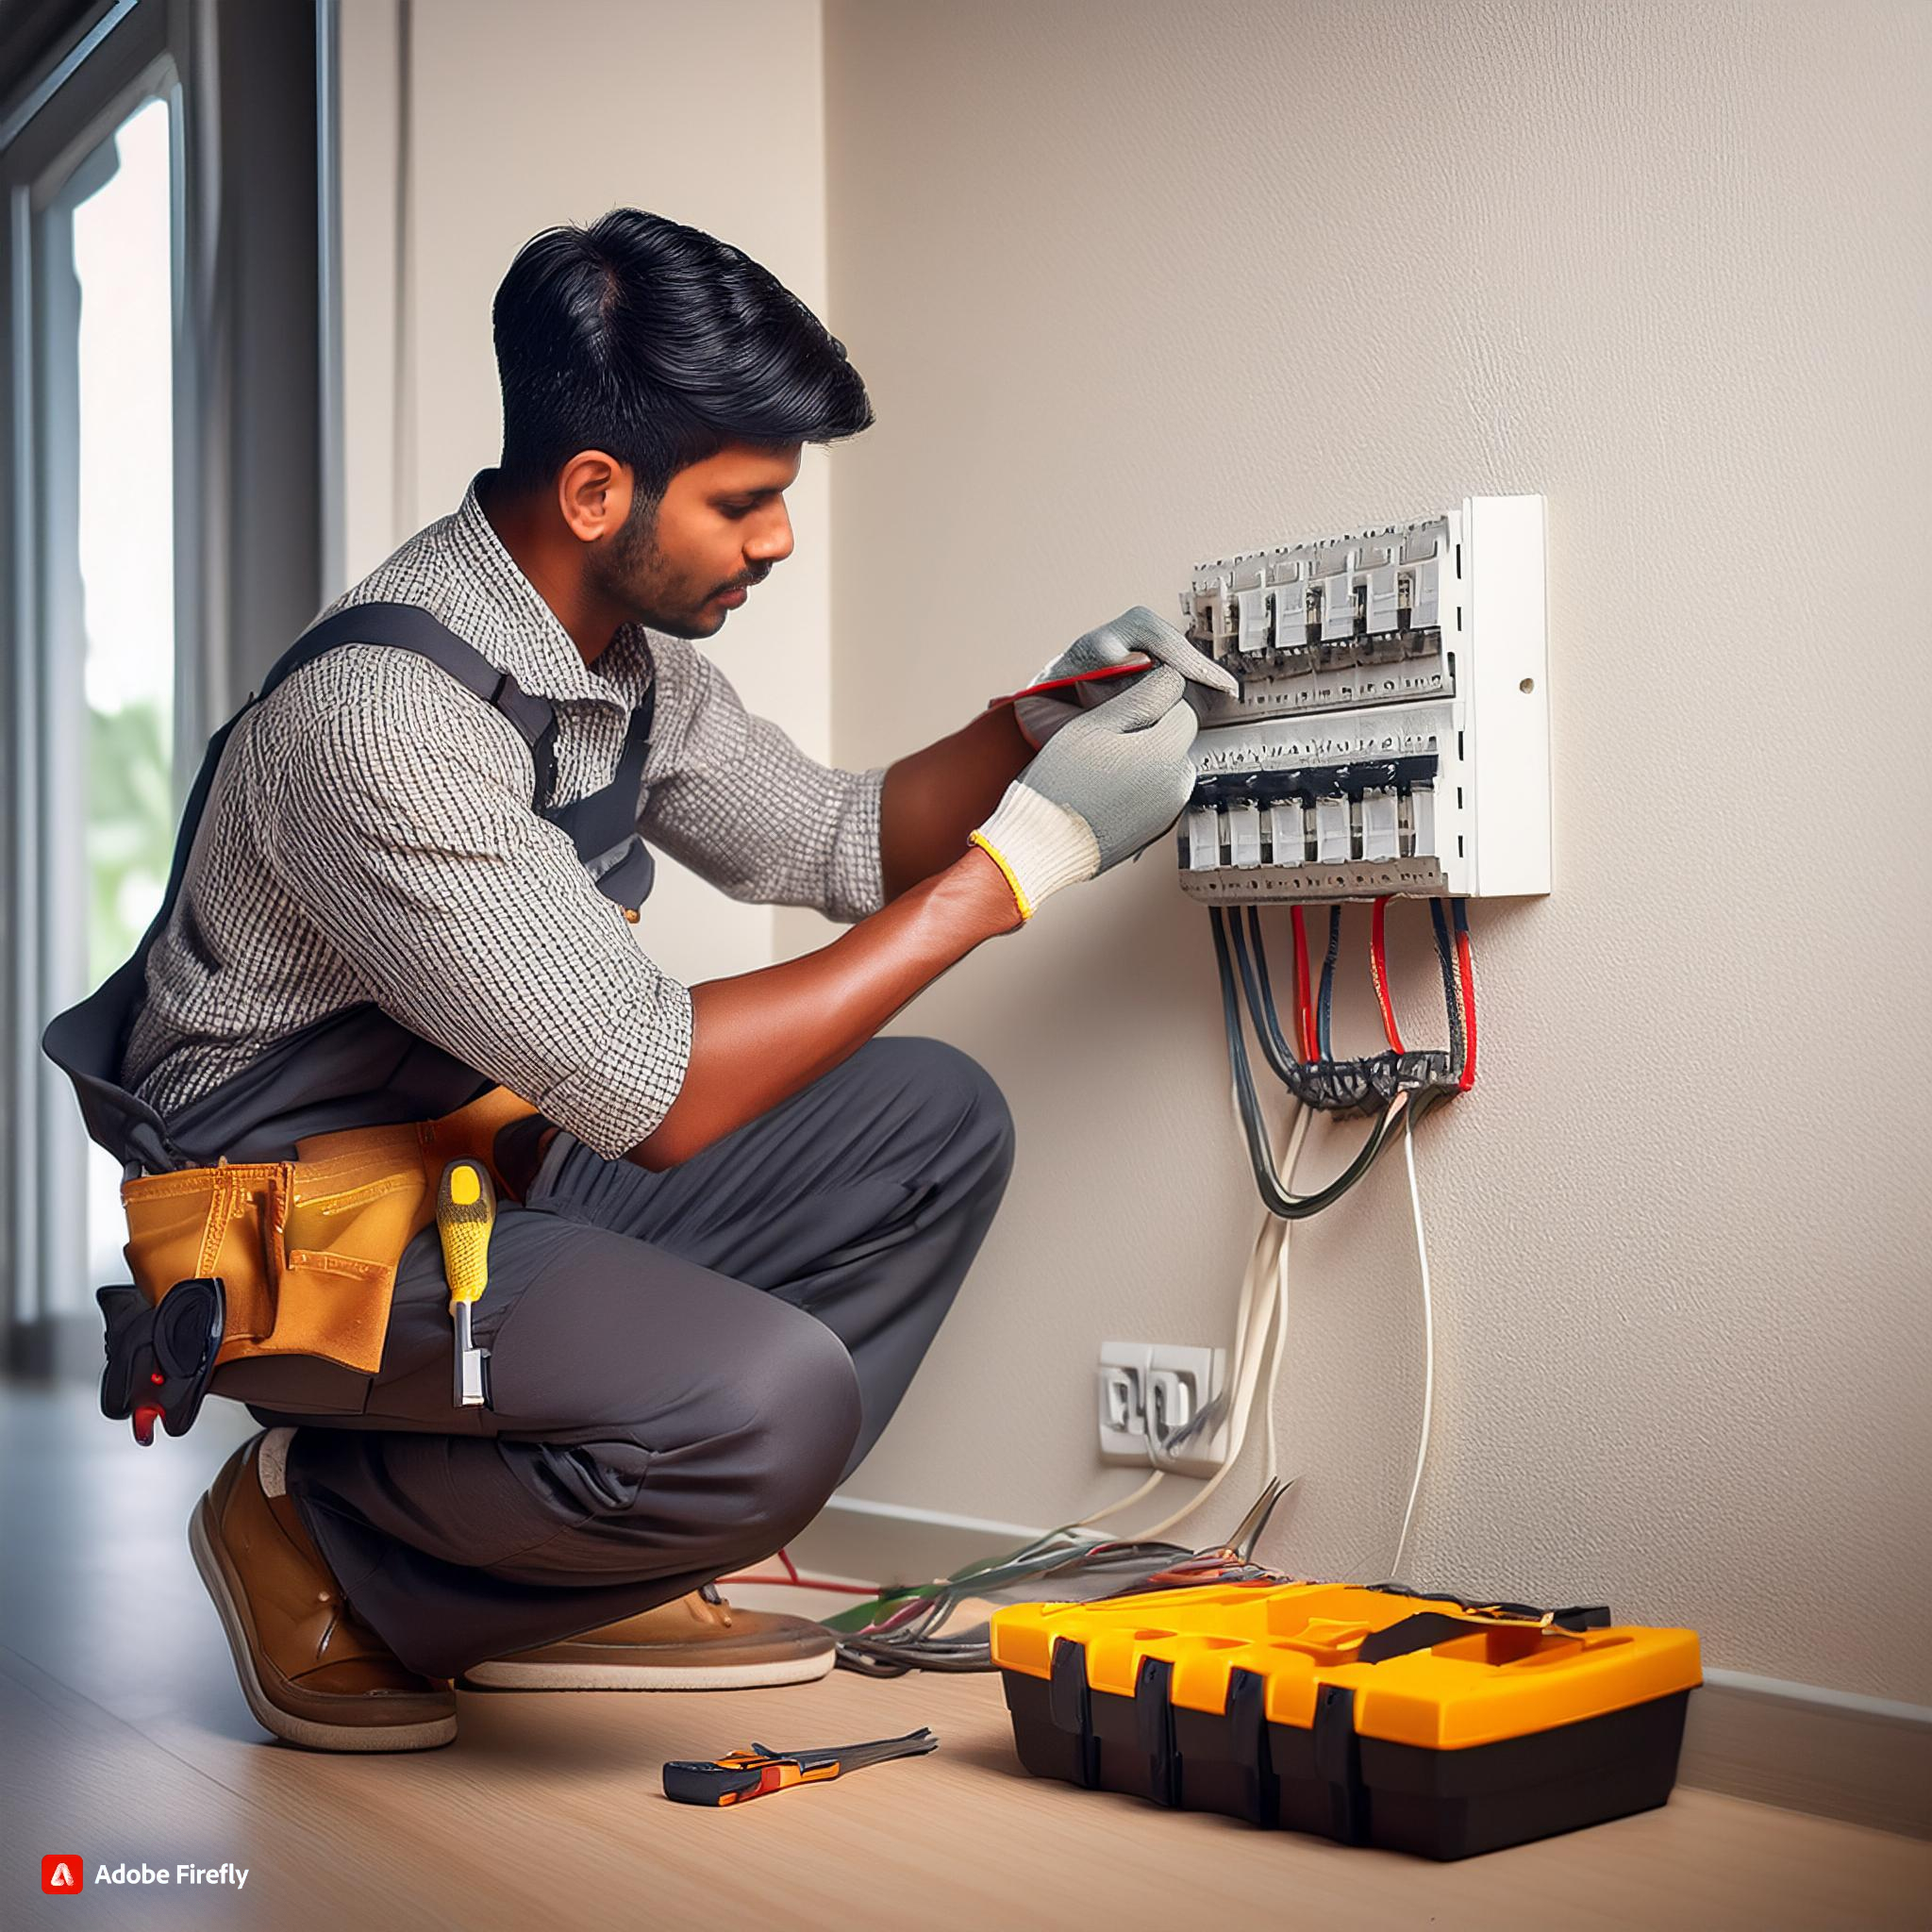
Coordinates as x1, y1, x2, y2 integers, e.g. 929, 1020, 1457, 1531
337, 0, 844, 986
823, 0, 1932, 1700
337, 0, 1931, 1701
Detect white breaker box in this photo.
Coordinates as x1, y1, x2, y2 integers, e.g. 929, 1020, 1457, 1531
1175, 494, 1550, 902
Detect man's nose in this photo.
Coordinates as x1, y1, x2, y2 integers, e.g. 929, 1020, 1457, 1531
748, 502, 793, 566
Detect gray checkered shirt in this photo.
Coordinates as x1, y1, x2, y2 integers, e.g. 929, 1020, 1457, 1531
121, 475, 887, 1160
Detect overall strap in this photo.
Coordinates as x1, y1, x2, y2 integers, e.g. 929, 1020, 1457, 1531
261, 602, 562, 809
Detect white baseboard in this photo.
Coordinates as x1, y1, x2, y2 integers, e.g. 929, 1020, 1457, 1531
797, 1491, 1932, 1841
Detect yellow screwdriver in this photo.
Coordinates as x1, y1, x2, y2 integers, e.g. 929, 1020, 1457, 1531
437, 1158, 496, 1407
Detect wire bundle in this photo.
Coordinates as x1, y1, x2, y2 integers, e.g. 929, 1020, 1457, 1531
752, 900, 1482, 1669
1211, 897, 1475, 1219
822, 1480, 1305, 1676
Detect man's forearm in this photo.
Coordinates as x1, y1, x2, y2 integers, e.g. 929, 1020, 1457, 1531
877, 701, 1034, 901
628, 844, 1022, 1171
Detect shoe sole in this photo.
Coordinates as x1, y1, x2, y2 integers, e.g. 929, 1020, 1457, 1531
190, 1493, 457, 1752
456, 1647, 837, 1691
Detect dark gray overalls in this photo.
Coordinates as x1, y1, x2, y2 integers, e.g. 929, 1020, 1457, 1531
43, 603, 1015, 1679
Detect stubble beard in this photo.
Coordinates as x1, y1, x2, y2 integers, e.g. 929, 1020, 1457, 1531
593, 499, 713, 640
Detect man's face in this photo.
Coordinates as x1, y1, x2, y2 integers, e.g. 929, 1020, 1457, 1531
590, 441, 800, 639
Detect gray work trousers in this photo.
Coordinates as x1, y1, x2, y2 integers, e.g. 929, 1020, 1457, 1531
245, 1037, 1014, 1680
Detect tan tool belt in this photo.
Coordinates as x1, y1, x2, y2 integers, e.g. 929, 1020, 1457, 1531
117, 1086, 541, 1377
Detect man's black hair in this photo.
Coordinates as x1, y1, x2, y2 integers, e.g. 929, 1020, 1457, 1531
491, 208, 874, 503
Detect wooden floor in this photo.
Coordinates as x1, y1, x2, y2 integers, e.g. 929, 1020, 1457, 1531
6, 1379, 1929, 1932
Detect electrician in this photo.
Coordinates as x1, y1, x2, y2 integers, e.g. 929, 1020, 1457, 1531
44, 208, 1233, 1751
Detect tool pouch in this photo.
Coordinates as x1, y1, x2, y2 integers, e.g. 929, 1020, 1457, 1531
111, 1085, 541, 1399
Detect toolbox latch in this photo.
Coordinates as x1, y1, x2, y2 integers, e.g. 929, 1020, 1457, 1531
1048, 1637, 1101, 1789
1226, 1666, 1279, 1827
1313, 1682, 1369, 1845
1134, 1655, 1180, 1807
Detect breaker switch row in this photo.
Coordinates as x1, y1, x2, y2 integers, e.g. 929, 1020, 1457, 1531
1182, 775, 1438, 873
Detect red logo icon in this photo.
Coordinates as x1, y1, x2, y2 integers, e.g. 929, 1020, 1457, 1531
42, 1856, 85, 1893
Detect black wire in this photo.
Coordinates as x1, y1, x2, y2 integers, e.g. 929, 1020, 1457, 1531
1210, 908, 1407, 1219
1430, 898, 1464, 1075
1229, 907, 1300, 1085
1452, 898, 1474, 1077
1318, 905, 1342, 1059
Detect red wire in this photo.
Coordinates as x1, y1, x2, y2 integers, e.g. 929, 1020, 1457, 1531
1289, 907, 1315, 1061
715, 1546, 879, 1595
1455, 920, 1478, 1091
1369, 897, 1405, 1054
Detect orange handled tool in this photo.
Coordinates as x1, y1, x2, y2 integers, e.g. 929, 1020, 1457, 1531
661, 1726, 938, 1807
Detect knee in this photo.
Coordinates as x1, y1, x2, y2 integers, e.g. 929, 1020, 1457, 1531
726, 1318, 864, 1550
882, 1036, 1015, 1173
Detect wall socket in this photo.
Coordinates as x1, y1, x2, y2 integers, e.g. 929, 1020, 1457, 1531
1096, 1341, 1231, 1477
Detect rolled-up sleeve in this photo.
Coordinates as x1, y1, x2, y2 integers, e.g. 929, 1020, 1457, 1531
638, 633, 887, 923
257, 648, 691, 1159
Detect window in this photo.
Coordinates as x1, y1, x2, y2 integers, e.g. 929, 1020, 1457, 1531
43, 95, 180, 1291
3, 0, 324, 1374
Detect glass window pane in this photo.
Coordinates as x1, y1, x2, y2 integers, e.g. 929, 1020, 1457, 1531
56, 98, 177, 1285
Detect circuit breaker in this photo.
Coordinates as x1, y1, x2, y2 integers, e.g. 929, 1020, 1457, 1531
1176, 495, 1549, 902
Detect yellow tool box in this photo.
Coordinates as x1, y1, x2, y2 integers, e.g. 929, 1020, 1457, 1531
990, 1580, 1701, 1859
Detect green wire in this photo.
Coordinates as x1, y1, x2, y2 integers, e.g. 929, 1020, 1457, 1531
821, 1520, 1113, 1632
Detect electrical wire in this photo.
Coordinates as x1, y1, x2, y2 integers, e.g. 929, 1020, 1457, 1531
1144, 1076, 1303, 1484
1229, 909, 1300, 1085
824, 903, 1471, 1663
1369, 896, 1405, 1053
1215, 908, 1407, 1217
1289, 905, 1316, 1061
1258, 1115, 1303, 1492
1317, 904, 1342, 1059
1387, 1121, 1435, 1583
716, 1544, 878, 1593
1453, 898, 1478, 1090
1145, 1060, 1288, 1477
1429, 898, 1464, 1076
1129, 1093, 1310, 1544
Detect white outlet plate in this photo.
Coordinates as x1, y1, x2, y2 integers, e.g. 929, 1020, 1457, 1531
1146, 1343, 1231, 1477
1098, 1340, 1232, 1474
1097, 1341, 1151, 1463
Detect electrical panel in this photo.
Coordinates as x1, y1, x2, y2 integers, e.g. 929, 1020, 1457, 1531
1176, 494, 1550, 902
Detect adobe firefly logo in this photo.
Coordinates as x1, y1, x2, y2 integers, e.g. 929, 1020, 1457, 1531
42, 1856, 84, 1893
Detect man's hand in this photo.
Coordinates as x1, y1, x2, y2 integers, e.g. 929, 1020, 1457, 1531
969, 667, 1199, 921
1012, 605, 1236, 749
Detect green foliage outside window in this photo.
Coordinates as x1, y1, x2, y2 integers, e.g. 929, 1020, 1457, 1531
85, 697, 174, 990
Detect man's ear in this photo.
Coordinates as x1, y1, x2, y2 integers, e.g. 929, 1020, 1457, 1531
555, 450, 633, 543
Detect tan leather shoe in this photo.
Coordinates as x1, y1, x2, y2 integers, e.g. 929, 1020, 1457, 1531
458, 1581, 837, 1690
189, 1431, 457, 1751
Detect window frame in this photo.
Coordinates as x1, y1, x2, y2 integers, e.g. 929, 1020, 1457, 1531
1, 0, 325, 1374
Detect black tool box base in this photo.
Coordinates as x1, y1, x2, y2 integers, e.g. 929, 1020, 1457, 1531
1002, 1672, 1691, 1861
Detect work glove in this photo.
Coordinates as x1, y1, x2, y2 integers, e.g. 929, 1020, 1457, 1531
971, 666, 1199, 922
1010, 605, 1237, 750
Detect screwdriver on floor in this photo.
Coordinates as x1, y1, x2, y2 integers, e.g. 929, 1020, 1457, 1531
662, 1727, 939, 1807
436, 1158, 496, 1407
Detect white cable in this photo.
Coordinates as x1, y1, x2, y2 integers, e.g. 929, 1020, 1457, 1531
1076, 1076, 1263, 1532
1126, 1088, 1309, 1545
1139, 1066, 1284, 1477
1073, 1462, 1164, 1529
1262, 1191, 1291, 1489
1388, 1121, 1434, 1581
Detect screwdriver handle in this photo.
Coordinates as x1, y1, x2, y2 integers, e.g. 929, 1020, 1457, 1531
437, 1158, 496, 1309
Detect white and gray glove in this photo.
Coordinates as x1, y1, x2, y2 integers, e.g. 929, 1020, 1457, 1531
972, 666, 1199, 922
1012, 605, 1237, 750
